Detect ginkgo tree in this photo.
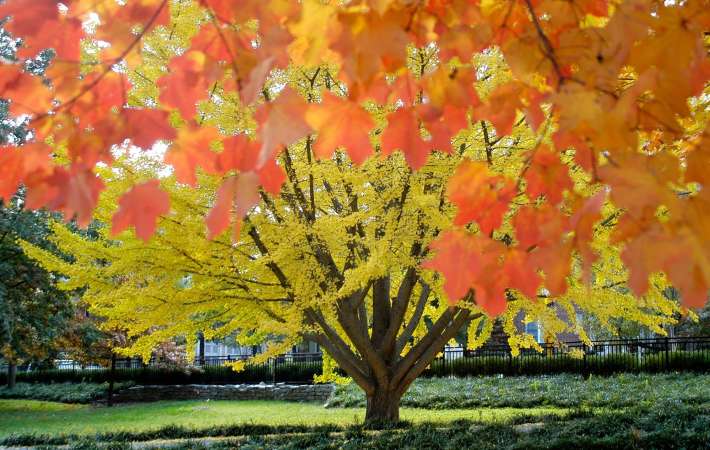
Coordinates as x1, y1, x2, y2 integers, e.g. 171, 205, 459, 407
24, 56, 684, 422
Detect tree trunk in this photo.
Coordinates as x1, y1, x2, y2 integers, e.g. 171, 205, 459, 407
365, 387, 402, 424
7, 363, 17, 389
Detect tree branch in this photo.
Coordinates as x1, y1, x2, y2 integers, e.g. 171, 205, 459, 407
395, 281, 431, 355
396, 310, 479, 395
381, 267, 418, 361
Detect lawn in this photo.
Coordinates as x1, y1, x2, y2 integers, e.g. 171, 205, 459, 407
0, 399, 566, 438
329, 373, 710, 409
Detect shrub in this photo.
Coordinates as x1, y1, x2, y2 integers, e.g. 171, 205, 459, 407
423, 350, 710, 378
7, 361, 320, 386
0, 382, 133, 403
5, 348, 708, 387
328, 373, 710, 409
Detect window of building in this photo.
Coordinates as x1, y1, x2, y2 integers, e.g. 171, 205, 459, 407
525, 321, 543, 343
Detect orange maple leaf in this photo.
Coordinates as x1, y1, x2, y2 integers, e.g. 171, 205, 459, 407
158, 51, 221, 120
111, 180, 171, 242
121, 109, 177, 149
306, 93, 374, 165
423, 230, 508, 315
524, 145, 573, 205
256, 88, 312, 166
164, 126, 220, 186
381, 107, 431, 169
447, 159, 515, 234
0, 66, 53, 116
206, 173, 261, 240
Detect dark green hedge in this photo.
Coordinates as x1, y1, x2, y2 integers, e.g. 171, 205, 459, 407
4, 350, 708, 386
4, 361, 323, 386
0, 382, 133, 403
424, 350, 710, 378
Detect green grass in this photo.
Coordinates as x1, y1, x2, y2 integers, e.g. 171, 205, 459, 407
0, 399, 566, 438
8, 403, 709, 450
329, 372, 710, 409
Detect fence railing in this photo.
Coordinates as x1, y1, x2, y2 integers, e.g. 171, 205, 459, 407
2, 337, 710, 385
2, 352, 325, 385
425, 336, 710, 377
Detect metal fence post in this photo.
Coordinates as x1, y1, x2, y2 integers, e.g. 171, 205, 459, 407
107, 353, 116, 407
507, 349, 513, 375
665, 337, 670, 370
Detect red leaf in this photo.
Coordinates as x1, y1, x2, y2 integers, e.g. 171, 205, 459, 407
0, 66, 53, 116
217, 135, 285, 195
622, 224, 709, 308
447, 160, 515, 234
0, 147, 24, 202
524, 145, 573, 205
0, 0, 82, 60
256, 88, 312, 166
420, 105, 469, 153
552, 130, 594, 172
190, 25, 240, 61
424, 66, 480, 111
503, 249, 542, 300
25, 165, 104, 228
164, 126, 219, 186
71, 72, 131, 126
0, 143, 52, 202
158, 51, 221, 119
122, 109, 177, 148
206, 172, 261, 240
513, 205, 567, 250
570, 191, 605, 281
423, 230, 508, 315
256, 158, 286, 196
513, 205, 573, 295
530, 243, 573, 296
217, 135, 261, 173
381, 107, 431, 169
111, 180, 171, 242
241, 57, 275, 105
113, 0, 171, 27
472, 82, 524, 137
306, 93, 374, 164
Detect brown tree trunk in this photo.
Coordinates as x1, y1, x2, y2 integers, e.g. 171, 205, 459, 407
7, 363, 17, 389
365, 387, 402, 424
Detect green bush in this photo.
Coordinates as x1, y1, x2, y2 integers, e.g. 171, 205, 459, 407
328, 373, 710, 409
424, 350, 710, 378
5, 349, 708, 387
8, 361, 321, 386
0, 382, 133, 403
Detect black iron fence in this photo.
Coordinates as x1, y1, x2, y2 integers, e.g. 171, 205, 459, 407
2, 337, 710, 385
425, 336, 710, 377
2, 353, 324, 385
